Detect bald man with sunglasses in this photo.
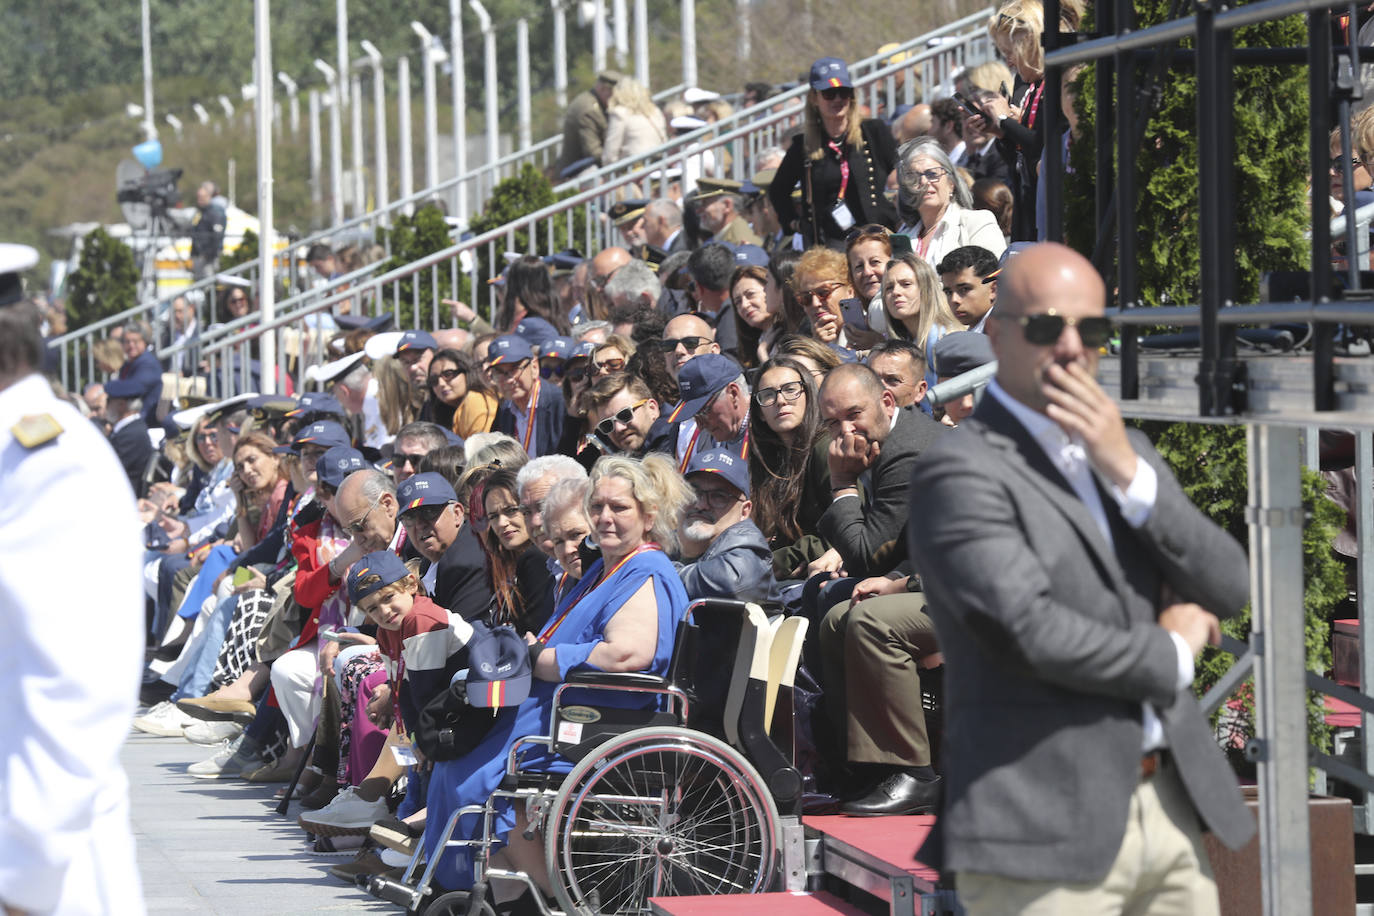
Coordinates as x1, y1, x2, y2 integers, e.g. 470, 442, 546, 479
908, 243, 1254, 915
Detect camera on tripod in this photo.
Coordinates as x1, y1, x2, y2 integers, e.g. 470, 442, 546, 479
117, 167, 183, 216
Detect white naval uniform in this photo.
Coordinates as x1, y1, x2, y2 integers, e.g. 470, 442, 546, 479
0, 374, 146, 915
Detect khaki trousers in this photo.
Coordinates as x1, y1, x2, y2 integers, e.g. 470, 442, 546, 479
958, 758, 1219, 916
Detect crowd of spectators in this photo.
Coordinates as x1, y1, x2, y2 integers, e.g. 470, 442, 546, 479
27, 2, 1135, 906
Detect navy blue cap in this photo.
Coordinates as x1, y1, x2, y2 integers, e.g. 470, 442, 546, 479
286, 391, 344, 419
570, 340, 597, 360
730, 244, 770, 269
334, 311, 395, 332
544, 248, 585, 272
669, 353, 742, 423
276, 419, 351, 454
443, 428, 465, 448
346, 550, 412, 605
932, 331, 996, 378
103, 378, 143, 399
397, 471, 458, 513
395, 329, 438, 353
685, 446, 750, 496
485, 334, 536, 366
809, 57, 853, 92
488, 266, 511, 288
540, 336, 576, 360
316, 446, 367, 489
466, 624, 533, 708
515, 316, 558, 347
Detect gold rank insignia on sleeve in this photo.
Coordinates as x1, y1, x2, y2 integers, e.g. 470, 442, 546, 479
12, 413, 63, 448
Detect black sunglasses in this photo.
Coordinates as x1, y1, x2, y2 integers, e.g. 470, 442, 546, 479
595, 399, 650, 438
655, 336, 710, 353
819, 87, 852, 101
565, 363, 590, 383
1004, 312, 1114, 348
393, 451, 427, 468
428, 368, 461, 388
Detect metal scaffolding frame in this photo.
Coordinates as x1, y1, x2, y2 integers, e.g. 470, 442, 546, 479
1040, 0, 1374, 912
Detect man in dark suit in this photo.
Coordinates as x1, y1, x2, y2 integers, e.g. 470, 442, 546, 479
117, 319, 162, 425
487, 335, 566, 459
396, 472, 493, 621
103, 378, 152, 498
908, 243, 1254, 913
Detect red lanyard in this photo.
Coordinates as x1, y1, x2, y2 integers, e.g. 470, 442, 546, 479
678, 425, 702, 473
520, 378, 541, 454
1024, 80, 1046, 130
540, 543, 661, 641
740, 424, 751, 460
827, 140, 850, 200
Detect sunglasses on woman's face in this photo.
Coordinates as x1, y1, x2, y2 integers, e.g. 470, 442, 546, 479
819, 87, 852, 101
428, 368, 462, 388
590, 357, 626, 377
594, 399, 650, 438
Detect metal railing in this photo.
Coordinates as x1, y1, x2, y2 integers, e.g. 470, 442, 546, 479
58, 17, 996, 397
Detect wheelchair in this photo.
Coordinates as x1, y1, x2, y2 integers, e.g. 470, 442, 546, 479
367, 598, 810, 916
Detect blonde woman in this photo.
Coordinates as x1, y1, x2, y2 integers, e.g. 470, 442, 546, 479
602, 77, 667, 165
881, 252, 962, 393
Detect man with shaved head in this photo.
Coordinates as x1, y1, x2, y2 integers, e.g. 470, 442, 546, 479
908, 243, 1253, 913
659, 312, 719, 382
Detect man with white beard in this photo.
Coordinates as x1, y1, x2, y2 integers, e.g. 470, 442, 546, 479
673, 447, 779, 605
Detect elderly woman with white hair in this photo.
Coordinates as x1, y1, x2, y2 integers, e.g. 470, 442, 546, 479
895, 137, 1006, 268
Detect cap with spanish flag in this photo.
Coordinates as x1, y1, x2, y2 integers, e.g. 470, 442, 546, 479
396, 471, 458, 515
345, 550, 411, 605
466, 623, 533, 708
808, 57, 853, 92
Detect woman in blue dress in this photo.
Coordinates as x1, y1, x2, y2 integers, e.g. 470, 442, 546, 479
422, 453, 694, 898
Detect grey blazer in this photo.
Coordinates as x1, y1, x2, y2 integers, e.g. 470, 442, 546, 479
907, 393, 1255, 884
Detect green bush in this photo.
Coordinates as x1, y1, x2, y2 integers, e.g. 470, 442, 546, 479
67, 226, 138, 328
377, 204, 468, 330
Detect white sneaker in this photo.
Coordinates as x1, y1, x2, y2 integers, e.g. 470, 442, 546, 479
183, 720, 243, 746
133, 700, 198, 737
296, 787, 389, 836
188, 735, 262, 779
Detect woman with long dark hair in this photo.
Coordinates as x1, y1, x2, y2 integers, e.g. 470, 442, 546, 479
478, 467, 555, 633
498, 256, 572, 336
747, 356, 837, 579
425, 347, 499, 439
769, 57, 899, 249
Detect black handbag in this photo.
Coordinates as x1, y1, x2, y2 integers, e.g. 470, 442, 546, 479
413, 678, 500, 762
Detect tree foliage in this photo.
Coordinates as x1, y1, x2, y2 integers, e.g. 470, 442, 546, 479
377, 205, 467, 329
66, 226, 138, 327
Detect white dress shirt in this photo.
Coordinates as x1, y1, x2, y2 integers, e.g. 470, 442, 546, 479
987, 380, 1192, 752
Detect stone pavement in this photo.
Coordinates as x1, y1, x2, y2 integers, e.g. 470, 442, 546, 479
125, 729, 396, 914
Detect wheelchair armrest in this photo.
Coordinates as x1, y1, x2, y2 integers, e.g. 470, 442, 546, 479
564, 671, 670, 690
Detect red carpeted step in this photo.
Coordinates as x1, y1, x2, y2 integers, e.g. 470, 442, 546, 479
648, 891, 871, 916
804, 814, 940, 883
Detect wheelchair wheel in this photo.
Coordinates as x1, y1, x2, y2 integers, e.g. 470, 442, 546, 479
419, 890, 496, 916
545, 726, 779, 915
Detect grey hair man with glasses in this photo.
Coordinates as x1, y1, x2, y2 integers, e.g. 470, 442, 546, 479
329, 469, 402, 580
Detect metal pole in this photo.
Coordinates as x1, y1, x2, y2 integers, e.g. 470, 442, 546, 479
165, 113, 182, 139
735, 0, 750, 63
517, 18, 532, 151
681, 0, 696, 89
1247, 424, 1312, 916
633, 0, 648, 87
469, 1, 499, 174
336, 0, 349, 107
593, 0, 607, 73
361, 41, 389, 219
277, 72, 299, 135
308, 90, 322, 219
398, 56, 415, 213
350, 72, 365, 215
613, 0, 628, 67
411, 22, 441, 193
552, 0, 569, 109
1357, 431, 1374, 837
255, 0, 276, 394
140, 0, 156, 140
450, 0, 468, 221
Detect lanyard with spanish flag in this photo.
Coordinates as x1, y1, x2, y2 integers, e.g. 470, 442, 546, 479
520, 377, 541, 455
539, 543, 661, 641
677, 425, 702, 473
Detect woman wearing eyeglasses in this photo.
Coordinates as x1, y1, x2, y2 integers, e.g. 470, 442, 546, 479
792, 247, 861, 350
747, 356, 842, 580
895, 137, 1006, 269
425, 348, 499, 440
478, 468, 555, 634
587, 335, 636, 382
769, 57, 900, 250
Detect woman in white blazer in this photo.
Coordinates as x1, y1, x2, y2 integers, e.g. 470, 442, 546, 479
602, 77, 667, 165
894, 137, 1007, 268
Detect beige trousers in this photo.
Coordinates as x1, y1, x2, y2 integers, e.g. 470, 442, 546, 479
958, 759, 1219, 916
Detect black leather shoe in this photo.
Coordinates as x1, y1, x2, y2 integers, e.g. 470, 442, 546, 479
840, 772, 941, 816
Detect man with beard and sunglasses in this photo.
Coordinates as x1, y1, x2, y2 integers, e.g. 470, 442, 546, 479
582, 373, 676, 460
673, 448, 779, 604
908, 243, 1253, 914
